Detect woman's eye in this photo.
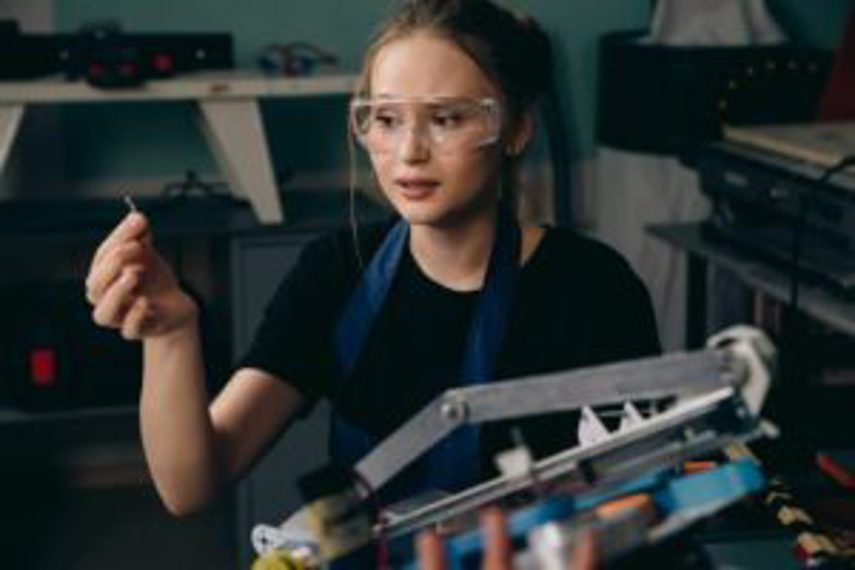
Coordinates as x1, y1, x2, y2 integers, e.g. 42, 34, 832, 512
373, 112, 401, 129
432, 110, 465, 129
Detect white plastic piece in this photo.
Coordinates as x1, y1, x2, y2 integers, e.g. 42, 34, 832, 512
528, 522, 571, 570
577, 406, 611, 446
650, 0, 786, 46
618, 402, 644, 432
251, 508, 317, 556
252, 524, 287, 556
706, 325, 776, 416
494, 445, 535, 479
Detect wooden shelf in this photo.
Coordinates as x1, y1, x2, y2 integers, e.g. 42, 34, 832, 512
0, 71, 356, 104
0, 70, 358, 224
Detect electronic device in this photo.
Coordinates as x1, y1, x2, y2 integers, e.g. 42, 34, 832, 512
0, 282, 141, 411
695, 137, 855, 295
251, 326, 778, 567
0, 19, 233, 87
257, 42, 338, 77
597, 30, 831, 155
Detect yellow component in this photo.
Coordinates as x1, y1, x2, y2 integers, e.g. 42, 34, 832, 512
778, 506, 814, 527
308, 493, 372, 559
252, 553, 293, 570
251, 550, 315, 570
797, 532, 839, 556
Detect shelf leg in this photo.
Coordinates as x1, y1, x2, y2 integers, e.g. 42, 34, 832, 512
0, 104, 25, 178
197, 99, 283, 224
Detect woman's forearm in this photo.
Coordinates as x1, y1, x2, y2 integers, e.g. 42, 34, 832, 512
140, 318, 223, 516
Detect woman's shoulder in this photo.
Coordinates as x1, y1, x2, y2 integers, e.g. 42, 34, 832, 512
299, 218, 397, 276
531, 226, 657, 343
535, 225, 637, 279
262, 218, 397, 319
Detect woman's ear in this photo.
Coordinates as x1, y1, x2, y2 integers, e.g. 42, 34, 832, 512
505, 109, 535, 157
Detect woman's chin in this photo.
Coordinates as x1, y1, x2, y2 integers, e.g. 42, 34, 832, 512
397, 208, 443, 226
387, 190, 496, 228
397, 204, 487, 230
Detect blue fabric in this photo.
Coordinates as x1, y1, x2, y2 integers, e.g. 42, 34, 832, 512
331, 208, 521, 496
334, 220, 409, 380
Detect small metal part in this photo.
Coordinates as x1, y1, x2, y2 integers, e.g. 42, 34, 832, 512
717, 352, 744, 386
440, 398, 468, 425
124, 195, 138, 213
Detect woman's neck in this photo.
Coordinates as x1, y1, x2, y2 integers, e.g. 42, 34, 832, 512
408, 207, 498, 292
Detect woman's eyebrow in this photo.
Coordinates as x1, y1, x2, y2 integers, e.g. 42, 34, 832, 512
367, 93, 483, 101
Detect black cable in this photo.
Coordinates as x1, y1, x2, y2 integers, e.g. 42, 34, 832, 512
349, 467, 390, 570
788, 154, 855, 314
157, 169, 238, 283
160, 169, 233, 202
777, 154, 855, 466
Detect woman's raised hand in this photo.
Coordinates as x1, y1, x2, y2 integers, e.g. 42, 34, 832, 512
86, 212, 198, 340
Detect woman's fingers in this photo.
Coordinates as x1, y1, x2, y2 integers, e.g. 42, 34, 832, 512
121, 296, 152, 340
86, 240, 146, 304
91, 212, 150, 269
92, 266, 143, 328
86, 213, 186, 340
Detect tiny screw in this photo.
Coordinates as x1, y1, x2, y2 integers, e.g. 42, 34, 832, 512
441, 400, 468, 425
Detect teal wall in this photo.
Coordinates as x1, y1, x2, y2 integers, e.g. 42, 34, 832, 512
52, 0, 851, 187
770, 0, 851, 48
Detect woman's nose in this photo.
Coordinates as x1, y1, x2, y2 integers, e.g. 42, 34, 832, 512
397, 124, 431, 163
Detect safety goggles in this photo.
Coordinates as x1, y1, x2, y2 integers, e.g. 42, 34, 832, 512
349, 96, 502, 155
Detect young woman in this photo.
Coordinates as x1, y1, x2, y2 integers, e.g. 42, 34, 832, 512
85, 0, 659, 514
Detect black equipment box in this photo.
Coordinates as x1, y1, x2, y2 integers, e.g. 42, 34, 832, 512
0, 282, 141, 411
0, 20, 233, 86
597, 30, 832, 155
696, 141, 855, 294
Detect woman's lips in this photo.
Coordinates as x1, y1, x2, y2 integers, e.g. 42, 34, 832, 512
396, 178, 439, 199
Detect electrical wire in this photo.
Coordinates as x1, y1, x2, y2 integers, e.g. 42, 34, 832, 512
787, 155, 855, 314
349, 467, 390, 570
779, 154, 855, 465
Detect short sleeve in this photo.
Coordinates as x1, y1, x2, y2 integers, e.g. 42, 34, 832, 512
591, 254, 662, 362
236, 236, 345, 405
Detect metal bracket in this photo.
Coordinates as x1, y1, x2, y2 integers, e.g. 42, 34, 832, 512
252, 326, 776, 555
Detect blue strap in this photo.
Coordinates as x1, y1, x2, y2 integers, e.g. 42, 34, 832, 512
334, 220, 409, 379
427, 209, 521, 490
461, 208, 521, 383
332, 209, 521, 493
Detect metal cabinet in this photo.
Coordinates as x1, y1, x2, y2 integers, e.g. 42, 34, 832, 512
230, 230, 332, 567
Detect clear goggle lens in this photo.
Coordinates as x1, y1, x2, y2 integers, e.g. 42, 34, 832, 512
350, 96, 501, 155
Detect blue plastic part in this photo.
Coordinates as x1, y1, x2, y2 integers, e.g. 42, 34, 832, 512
654, 459, 765, 513
400, 460, 765, 568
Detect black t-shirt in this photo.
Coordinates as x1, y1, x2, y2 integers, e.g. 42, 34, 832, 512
239, 220, 660, 473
